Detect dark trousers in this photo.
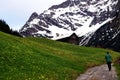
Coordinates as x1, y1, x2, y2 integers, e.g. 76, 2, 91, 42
107, 62, 111, 71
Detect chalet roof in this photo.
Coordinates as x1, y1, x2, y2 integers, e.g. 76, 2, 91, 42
52, 32, 78, 40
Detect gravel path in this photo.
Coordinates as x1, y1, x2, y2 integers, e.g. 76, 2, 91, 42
76, 64, 117, 80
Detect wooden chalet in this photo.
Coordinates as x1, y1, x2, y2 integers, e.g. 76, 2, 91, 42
53, 33, 79, 45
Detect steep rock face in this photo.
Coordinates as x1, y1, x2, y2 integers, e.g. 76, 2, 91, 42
20, 0, 118, 39
19, 0, 119, 51
20, 12, 39, 37
86, 0, 120, 52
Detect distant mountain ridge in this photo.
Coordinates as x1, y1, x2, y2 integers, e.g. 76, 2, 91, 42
19, 0, 120, 51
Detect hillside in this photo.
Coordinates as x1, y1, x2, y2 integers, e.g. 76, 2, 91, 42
0, 31, 120, 80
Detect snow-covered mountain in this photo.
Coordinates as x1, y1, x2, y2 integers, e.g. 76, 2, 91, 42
86, 0, 120, 52
20, 0, 119, 50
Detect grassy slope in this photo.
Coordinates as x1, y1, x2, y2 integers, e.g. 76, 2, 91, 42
116, 64, 120, 80
0, 31, 120, 80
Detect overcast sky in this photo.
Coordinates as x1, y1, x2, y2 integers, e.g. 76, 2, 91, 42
0, 0, 66, 30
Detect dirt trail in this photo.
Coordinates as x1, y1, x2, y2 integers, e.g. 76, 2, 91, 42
76, 64, 117, 80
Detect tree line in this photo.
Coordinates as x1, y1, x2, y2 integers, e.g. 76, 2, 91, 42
0, 19, 22, 37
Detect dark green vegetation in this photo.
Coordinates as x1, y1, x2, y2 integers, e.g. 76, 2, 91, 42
0, 31, 120, 80
115, 58, 120, 80
0, 20, 11, 33
0, 19, 21, 37
115, 64, 120, 80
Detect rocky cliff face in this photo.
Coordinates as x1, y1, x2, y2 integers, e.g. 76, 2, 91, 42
86, 0, 120, 52
19, 0, 119, 51
20, 0, 117, 38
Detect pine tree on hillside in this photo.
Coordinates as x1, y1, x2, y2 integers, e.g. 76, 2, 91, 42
0, 19, 11, 33
0, 19, 22, 37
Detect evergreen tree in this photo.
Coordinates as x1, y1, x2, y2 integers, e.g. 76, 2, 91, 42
0, 19, 22, 37
0, 19, 11, 33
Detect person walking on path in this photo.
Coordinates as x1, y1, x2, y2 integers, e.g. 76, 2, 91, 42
105, 52, 112, 71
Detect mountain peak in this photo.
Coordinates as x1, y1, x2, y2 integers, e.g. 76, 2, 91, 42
20, 0, 118, 43
28, 12, 39, 22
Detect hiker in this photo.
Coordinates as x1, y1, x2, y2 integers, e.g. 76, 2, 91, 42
105, 52, 112, 71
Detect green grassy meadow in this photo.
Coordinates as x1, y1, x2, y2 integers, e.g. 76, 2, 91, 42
0, 31, 120, 80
